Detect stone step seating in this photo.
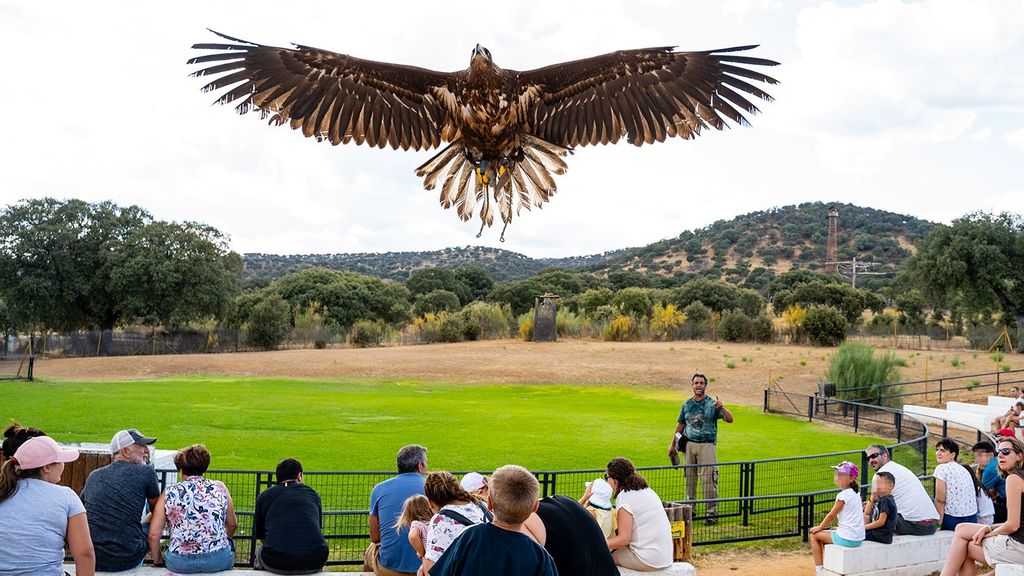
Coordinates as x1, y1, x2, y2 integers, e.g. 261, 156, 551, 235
996, 564, 1024, 576
65, 562, 697, 575
903, 394, 1019, 434
823, 531, 954, 576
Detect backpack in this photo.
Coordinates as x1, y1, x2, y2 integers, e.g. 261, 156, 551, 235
438, 501, 493, 526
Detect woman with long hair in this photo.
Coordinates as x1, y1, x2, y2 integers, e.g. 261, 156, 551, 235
604, 457, 672, 571
941, 436, 1024, 575
148, 444, 238, 573
933, 438, 980, 531
421, 471, 491, 573
0, 435, 95, 575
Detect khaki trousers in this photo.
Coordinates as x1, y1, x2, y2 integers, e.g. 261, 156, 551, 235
684, 441, 719, 517
612, 547, 662, 571
362, 542, 416, 576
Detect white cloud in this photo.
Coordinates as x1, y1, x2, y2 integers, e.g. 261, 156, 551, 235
1005, 128, 1024, 152
0, 0, 1022, 258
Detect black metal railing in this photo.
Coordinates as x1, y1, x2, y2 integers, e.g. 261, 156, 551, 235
829, 368, 1024, 406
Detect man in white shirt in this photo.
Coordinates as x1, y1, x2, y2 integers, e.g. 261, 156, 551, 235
864, 444, 939, 535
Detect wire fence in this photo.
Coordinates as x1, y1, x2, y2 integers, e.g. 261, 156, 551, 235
134, 393, 948, 568
0, 354, 33, 380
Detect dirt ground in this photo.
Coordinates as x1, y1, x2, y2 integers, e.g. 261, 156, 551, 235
692, 550, 810, 576
34, 338, 1022, 408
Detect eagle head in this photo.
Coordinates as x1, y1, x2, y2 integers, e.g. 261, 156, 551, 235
470, 44, 492, 68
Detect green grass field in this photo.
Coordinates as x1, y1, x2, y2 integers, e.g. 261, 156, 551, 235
3, 377, 883, 473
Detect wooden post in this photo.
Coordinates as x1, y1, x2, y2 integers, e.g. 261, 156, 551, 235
664, 503, 692, 562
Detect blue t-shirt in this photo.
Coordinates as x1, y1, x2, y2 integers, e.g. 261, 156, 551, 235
370, 473, 425, 573
0, 479, 86, 576
982, 459, 1006, 500
678, 396, 723, 443
429, 522, 557, 576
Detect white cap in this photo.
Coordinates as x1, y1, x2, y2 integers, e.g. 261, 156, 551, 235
460, 472, 487, 492
110, 429, 157, 453
587, 477, 613, 509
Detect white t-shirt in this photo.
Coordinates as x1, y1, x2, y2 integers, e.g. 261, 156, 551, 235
834, 488, 865, 542
977, 489, 995, 520
872, 461, 940, 522
614, 488, 673, 569
933, 462, 979, 518
0, 479, 86, 576
425, 501, 488, 562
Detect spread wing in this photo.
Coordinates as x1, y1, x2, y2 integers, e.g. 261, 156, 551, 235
518, 46, 779, 147
187, 30, 458, 151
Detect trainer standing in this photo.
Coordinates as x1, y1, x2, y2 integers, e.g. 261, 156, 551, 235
668, 371, 733, 525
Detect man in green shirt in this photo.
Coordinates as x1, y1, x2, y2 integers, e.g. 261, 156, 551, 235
668, 371, 733, 524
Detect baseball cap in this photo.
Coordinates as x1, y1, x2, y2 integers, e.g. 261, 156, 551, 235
110, 429, 157, 453
460, 472, 487, 492
831, 460, 859, 478
586, 477, 613, 509
12, 436, 79, 469
996, 428, 1016, 439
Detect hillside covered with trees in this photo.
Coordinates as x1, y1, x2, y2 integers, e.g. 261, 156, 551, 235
242, 202, 935, 290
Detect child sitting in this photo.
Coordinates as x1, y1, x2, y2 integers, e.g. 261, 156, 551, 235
429, 465, 556, 576
396, 495, 433, 561
579, 478, 615, 538
811, 461, 865, 576
863, 471, 897, 543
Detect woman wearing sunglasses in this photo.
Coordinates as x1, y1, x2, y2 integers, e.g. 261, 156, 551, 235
940, 436, 1024, 575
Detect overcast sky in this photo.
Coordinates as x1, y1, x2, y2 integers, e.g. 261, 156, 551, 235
1, 0, 1022, 258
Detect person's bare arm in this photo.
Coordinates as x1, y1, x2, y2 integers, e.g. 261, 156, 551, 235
224, 490, 238, 538
716, 396, 734, 423
607, 508, 633, 550
864, 510, 888, 531
408, 526, 426, 558
148, 492, 167, 566
520, 512, 547, 546
934, 478, 946, 521
981, 473, 1022, 540
67, 513, 95, 576
369, 514, 382, 544
810, 499, 844, 534
669, 421, 684, 455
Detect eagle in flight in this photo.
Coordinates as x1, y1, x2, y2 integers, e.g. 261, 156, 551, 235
189, 31, 778, 240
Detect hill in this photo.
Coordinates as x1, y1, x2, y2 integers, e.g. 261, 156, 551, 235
242, 202, 936, 287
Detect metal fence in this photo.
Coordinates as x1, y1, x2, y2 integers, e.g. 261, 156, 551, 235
0, 354, 33, 380
834, 368, 1024, 407
139, 394, 939, 568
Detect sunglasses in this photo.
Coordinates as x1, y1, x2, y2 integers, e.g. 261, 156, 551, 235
866, 452, 882, 460
997, 448, 1017, 456
603, 473, 609, 480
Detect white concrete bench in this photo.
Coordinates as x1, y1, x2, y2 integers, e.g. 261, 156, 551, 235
995, 564, 1024, 576
903, 404, 993, 433
823, 531, 954, 576
65, 562, 697, 575
989, 396, 1019, 411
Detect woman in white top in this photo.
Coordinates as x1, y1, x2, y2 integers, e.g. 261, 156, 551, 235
0, 435, 95, 576
421, 471, 491, 573
604, 457, 672, 571
934, 438, 979, 531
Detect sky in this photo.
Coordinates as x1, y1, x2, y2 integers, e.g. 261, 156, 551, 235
1, 0, 1022, 258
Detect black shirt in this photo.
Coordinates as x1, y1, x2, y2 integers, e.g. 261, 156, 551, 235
865, 494, 897, 544
429, 522, 557, 576
536, 495, 619, 576
253, 481, 329, 571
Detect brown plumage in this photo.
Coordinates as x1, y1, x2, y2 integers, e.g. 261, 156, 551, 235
189, 31, 779, 240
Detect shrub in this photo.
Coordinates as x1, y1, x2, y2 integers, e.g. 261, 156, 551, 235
438, 312, 465, 343
719, 309, 753, 342
591, 304, 619, 324
460, 301, 514, 339
751, 314, 774, 343
413, 289, 461, 317
682, 301, 711, 338
613, 287, 654, 319
827, 343, 903, 405
519, 316, 534, 341
725, 359, 736, 369
603, 315, 639, 341
246, 295, 291, 350
991, 351, 1005, 363
556, 309, 584, 338
951, 355, 963, 368
781, 304, 806, 341
650, 303, 687, 341
803, 305, 848, 346
1001, 363, 1012, 372
348, 320, 386, 348
314, 338, 327, 349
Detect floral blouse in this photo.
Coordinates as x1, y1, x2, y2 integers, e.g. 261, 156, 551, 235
164, 476, 231, 555
424, 502, 488, 562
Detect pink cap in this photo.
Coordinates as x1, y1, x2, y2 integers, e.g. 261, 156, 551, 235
12, 436, 79, 469
831, 460, 859, 478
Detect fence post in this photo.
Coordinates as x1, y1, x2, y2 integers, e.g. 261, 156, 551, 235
853, 403, 860, 433
997, 371, 1001, 396
249, 473, 264, 567
763, 389, 769, 413
939, 378, 944, 402
895, 412, 903, 443
807, 396, 815, 422
739, 463, 752, 527
799, 494, 811, 542
942, 419, 948, 439
27, 356, 34, 381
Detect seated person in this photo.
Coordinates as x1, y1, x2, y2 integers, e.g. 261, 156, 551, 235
578, 477, 615, 539
253, 458, 329, 574
429, 465, 556, 576
395, 495, 433, 563
604, 457, 673, 572
864, 471, 897, 544
1000, 403, 1023, 431
460, 473, 489, 502
521, 494, 619, 576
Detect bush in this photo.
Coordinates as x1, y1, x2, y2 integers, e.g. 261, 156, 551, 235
827, 342, 903, 404
682, 301, 712, 339
413, 289, 461, 317
614, 287, 654, 319
459, 301, 514, 339
803, 305, 848, 346
650, 303, 687, 341
751, 314, 774, 343
519, 316, 534, 341
719, 309, 753, 342
348, 320, 385, 348
246, 295, 291, 350
438, 312, 465, 343
591, 304, 619, 323
556, 309, 583, 338
314, 338, 327, 349
603, 315, 639, 341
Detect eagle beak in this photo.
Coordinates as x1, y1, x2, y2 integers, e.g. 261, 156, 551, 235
473, 44, 483, 56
